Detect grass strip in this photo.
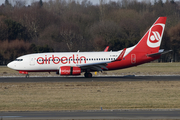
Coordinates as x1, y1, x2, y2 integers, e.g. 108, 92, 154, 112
0, 81, 180, 111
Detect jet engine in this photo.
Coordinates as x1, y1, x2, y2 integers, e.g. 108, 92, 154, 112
59, 66, 81, 75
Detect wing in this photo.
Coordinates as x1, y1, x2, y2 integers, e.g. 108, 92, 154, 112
77, 48, 126, 71
77, 61, 109, 71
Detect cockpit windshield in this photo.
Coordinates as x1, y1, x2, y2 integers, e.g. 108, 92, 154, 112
14, 59, 23, 61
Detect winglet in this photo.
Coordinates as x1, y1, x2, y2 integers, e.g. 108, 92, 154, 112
115, 48, 126, 61
104, 46, 109, 52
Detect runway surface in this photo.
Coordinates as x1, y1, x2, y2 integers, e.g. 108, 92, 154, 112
1, 110, 180, 119
1, 76, 180, 119
0, 75, 180, 82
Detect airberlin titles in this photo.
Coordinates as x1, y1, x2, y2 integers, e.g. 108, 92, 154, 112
37, 54, 86, 64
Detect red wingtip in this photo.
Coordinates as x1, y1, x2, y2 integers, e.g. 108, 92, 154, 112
104, 46, 109, 52
115, 48, 126, 61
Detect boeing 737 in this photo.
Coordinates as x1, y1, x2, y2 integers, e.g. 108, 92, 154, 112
7, 17, 169, 78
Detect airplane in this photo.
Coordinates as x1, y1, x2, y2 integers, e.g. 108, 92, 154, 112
7, 17, 170, 78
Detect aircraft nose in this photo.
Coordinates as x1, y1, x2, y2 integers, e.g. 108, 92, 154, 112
7, 62, 14, 69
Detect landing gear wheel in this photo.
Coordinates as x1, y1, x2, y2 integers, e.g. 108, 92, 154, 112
25, 74, 29, 78
84, 73, 87, 78
87, 73, 92, 78
84, 73, 92, 78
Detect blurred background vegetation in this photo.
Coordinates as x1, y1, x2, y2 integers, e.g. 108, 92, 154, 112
0, 0, 179, 64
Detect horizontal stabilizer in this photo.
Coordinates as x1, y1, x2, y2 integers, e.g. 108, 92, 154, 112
147, 49, 172, 57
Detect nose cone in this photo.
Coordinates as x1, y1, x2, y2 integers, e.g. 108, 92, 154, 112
7, 62, 14, 69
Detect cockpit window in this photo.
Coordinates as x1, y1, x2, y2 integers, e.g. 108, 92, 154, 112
14, 59, 23, 61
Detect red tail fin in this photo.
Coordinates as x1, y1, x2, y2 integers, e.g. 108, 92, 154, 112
132, 17, 167, 54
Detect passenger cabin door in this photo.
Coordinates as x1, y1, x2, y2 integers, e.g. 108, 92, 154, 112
29, 56, 35, 66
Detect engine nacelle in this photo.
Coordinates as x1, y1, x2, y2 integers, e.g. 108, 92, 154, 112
59, 66, 81, 75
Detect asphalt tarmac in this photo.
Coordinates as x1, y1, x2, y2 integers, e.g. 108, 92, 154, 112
1, 110, 180, 119
0, 76, 180, 119
1, 75, 180, 82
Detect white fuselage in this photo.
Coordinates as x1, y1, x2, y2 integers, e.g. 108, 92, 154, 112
7, 51, 123, 71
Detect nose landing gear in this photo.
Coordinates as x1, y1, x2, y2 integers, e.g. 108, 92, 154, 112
25, 74, 29, 78
19, 71, 29, 78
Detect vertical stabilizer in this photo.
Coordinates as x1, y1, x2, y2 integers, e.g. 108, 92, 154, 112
132, 17, 167, 54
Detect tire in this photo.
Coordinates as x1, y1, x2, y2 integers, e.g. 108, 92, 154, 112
26, 74, 29, 78
84, 73, 88, 78
87, 73, 92, 78
84, 73, 92, 78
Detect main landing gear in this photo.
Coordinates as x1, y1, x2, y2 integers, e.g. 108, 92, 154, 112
84, 72, 92, 78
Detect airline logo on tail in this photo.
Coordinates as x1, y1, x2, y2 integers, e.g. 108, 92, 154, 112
151, 31, 161, 42
147, 23, 165, 48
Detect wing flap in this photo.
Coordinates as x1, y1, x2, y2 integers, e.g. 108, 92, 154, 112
77, 61, 109, 71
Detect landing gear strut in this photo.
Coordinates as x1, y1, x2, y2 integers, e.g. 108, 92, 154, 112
84, 72, 92, 78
